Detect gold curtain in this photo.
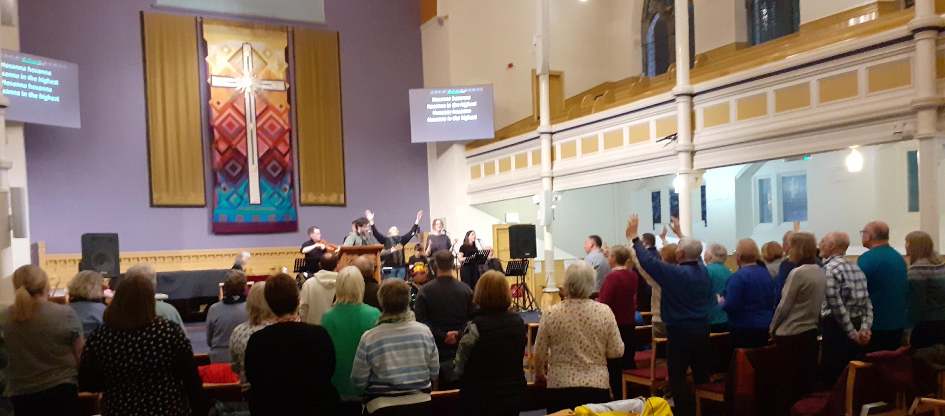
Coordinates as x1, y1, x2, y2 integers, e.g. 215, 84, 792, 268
142, 12, 206, 206
294, 28, 346, 206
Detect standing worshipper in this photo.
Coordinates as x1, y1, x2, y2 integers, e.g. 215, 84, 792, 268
368, 209, 423, 279
857, 220, 908, 352
775, 231, 798, 298
299, 254, 340, 325
761, 241, 784, 278
206, 270, 249, 363
244, 273, 338, 415
124, 264, 185, 329
415, 250, 475, 387
533, 263, 624, 411
626, 215, 712, 416
704, 243, 731, 333
770, 232, 826, 415
597, 245, 639, 398
351, 279, 440, 416
454, 271, 527, 416
229, 282, 275, 389
67, 270, 107, 337
457, 231, 484, 289
4, 266, 84, 416
722, 239, 777, 348
321, 266, 382, 416
425, 218, 452, 256
904, 231, 945, 349
818, 232, 873, 387
584, 235, 612, 291
79, 273, 207, 416
354, 255, 381, 309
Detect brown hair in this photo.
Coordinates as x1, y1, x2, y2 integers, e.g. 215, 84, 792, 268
104, 274, 156, 330
245, 282, 275, 325
609, 245, 631, 267
378, 279, 410, 315
319, 253, 339, 271
353, 255, 375, 280
222, 270, 247, 298
433, 250, 455, 273
264, 273, 299, 317
11, 265, 49, 322
736, 239, 760, 265
788, 232, 818, 265
660, 244, 678, 264
761, 241, 783, 263
474, 271, 512, 313
906, 230, 941, 265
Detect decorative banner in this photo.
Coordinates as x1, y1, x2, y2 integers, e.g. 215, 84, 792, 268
204, 20, 297, 234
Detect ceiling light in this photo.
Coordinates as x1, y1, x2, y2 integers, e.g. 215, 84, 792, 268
846, 146, 864, 173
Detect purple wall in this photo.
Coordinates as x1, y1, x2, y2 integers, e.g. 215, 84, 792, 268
21, 0, 429, 253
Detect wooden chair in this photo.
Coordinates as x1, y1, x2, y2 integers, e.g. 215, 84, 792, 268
194, 353, 211, 367
910, 398, 945, 416
77, 392, 101, 416
203, 382, 244, 403
846, 360, 908, 416
622, 336, 669, 398
633, 324, 654, 368
693, 332, 732, 416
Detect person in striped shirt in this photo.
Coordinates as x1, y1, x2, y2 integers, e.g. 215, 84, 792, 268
351, 279, 439, 416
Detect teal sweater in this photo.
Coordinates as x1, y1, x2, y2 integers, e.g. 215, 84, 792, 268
857, 245, 908, 331
706, 263, 732, 326
321, 303, 380, 399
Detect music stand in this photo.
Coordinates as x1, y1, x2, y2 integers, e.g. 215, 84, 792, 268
506, 259, 538, 311
461, 249, 490, 267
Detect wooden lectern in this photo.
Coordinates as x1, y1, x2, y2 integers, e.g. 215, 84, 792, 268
335, 244, 384, 282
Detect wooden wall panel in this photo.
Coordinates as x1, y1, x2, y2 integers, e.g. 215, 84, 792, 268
294, 28, 346, 205
142, 12, 206, 206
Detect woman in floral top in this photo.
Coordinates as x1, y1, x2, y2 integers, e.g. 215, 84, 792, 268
229, 282, 274, 389
534, 262, 624, 412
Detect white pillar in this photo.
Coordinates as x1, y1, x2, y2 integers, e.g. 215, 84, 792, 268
909, 0, 943, 246
674, 0, 695, 236
536, 0, 557, 292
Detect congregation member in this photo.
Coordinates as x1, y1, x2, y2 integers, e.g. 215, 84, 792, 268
457, 230, 484, 288
904, 230, 945, 349
244, 273, 339, 415
343, 217, 380, 246
368, 209, 423, 279
534, 262, 624, 411
627, 215, 712, 416
352, 279, 440, 416
583, 235, 612, 291
67, 270, 107, 336
125, 263, 185, 328
819, 232, 873, 386
704, 243, 731, 333
597, 245, 639, 397
409, 262, 431, 309
636, 232, 657, 313
775, 231, 798, 297
761, 241, 784, 278
454, 271, 527, 416
4, 265, 83, 415
321, 266, 382, 416
231, 251, 251, 271
229, 282, 274, 389
858, 221, 908, 352
415, 250, 474, 386
770, 232, 825, 415
354, 255, 381, 309
79, 273, 207, 416
299, 253, 340, 325
722, 239, 777, 348
425, 218, 452, 256
206, 270, 249, 363
407, 242, 428, 272
300, 225, 332, 273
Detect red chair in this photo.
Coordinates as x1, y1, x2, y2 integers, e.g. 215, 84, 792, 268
199, 363, 239, 384
622, 337, 669, 398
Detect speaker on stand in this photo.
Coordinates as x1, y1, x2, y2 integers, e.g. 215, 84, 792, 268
507, 224, 538, 311
80, 233, 120, 278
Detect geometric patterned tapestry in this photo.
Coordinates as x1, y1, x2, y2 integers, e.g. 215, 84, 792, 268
203, 20, 297, 234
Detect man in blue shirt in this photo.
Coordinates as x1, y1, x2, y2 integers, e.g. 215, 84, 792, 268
627, 215, 712, 416
857, 221, 908, 352
584, 235, 611, 291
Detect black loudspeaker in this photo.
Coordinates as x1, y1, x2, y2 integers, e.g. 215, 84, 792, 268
508, 224, 537, 259
80, 233, 120, 277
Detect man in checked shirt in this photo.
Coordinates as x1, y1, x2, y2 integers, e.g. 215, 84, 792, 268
818, 231, 874, 386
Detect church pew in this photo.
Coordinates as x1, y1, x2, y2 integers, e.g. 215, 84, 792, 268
203, 382, 244, 404
77, 392, 101, 416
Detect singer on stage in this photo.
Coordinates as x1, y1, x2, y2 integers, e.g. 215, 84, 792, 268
457, 230, 483, 289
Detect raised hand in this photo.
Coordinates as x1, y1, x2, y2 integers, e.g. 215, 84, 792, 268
625, 214, 640, 241
670, 216, 684, 238
659, 225, 668, 242
415, 210, 424, 224
365, 209, 375, 224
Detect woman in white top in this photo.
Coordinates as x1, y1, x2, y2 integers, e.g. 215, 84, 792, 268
534, 262, 624, 412
229, 282, 275, 389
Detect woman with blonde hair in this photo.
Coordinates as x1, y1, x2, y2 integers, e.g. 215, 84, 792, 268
321, 266, 382, 416
228, 281, 274, 389
904, 230, 945, 349
454, 270, 526, 416
4, 265, 84, 415
67, 270, 107, 336
534, 262, 624, 411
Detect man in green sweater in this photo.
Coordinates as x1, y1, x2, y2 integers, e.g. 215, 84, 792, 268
857, 220, 908, 352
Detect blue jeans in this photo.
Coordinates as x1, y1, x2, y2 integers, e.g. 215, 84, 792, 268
383, 267, 406, 279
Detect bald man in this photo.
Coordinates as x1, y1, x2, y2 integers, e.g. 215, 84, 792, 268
820, 232, 873, 385
857, 221, 908, 352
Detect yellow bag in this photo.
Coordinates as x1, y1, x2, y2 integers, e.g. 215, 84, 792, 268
573, 406, 631, 416
640, 397, 673, 416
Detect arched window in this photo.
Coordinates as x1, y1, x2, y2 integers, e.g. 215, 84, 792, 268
642, 0, 694, 77
746, 0, 799, 45
905, 0, 915, 8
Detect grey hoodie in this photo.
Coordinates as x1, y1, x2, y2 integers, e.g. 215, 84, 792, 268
299, 270, 338, 325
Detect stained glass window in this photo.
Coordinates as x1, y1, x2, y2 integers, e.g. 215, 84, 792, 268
758, 178, 773, 224
781, 174, 808, 222
747, 0, 799, 45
